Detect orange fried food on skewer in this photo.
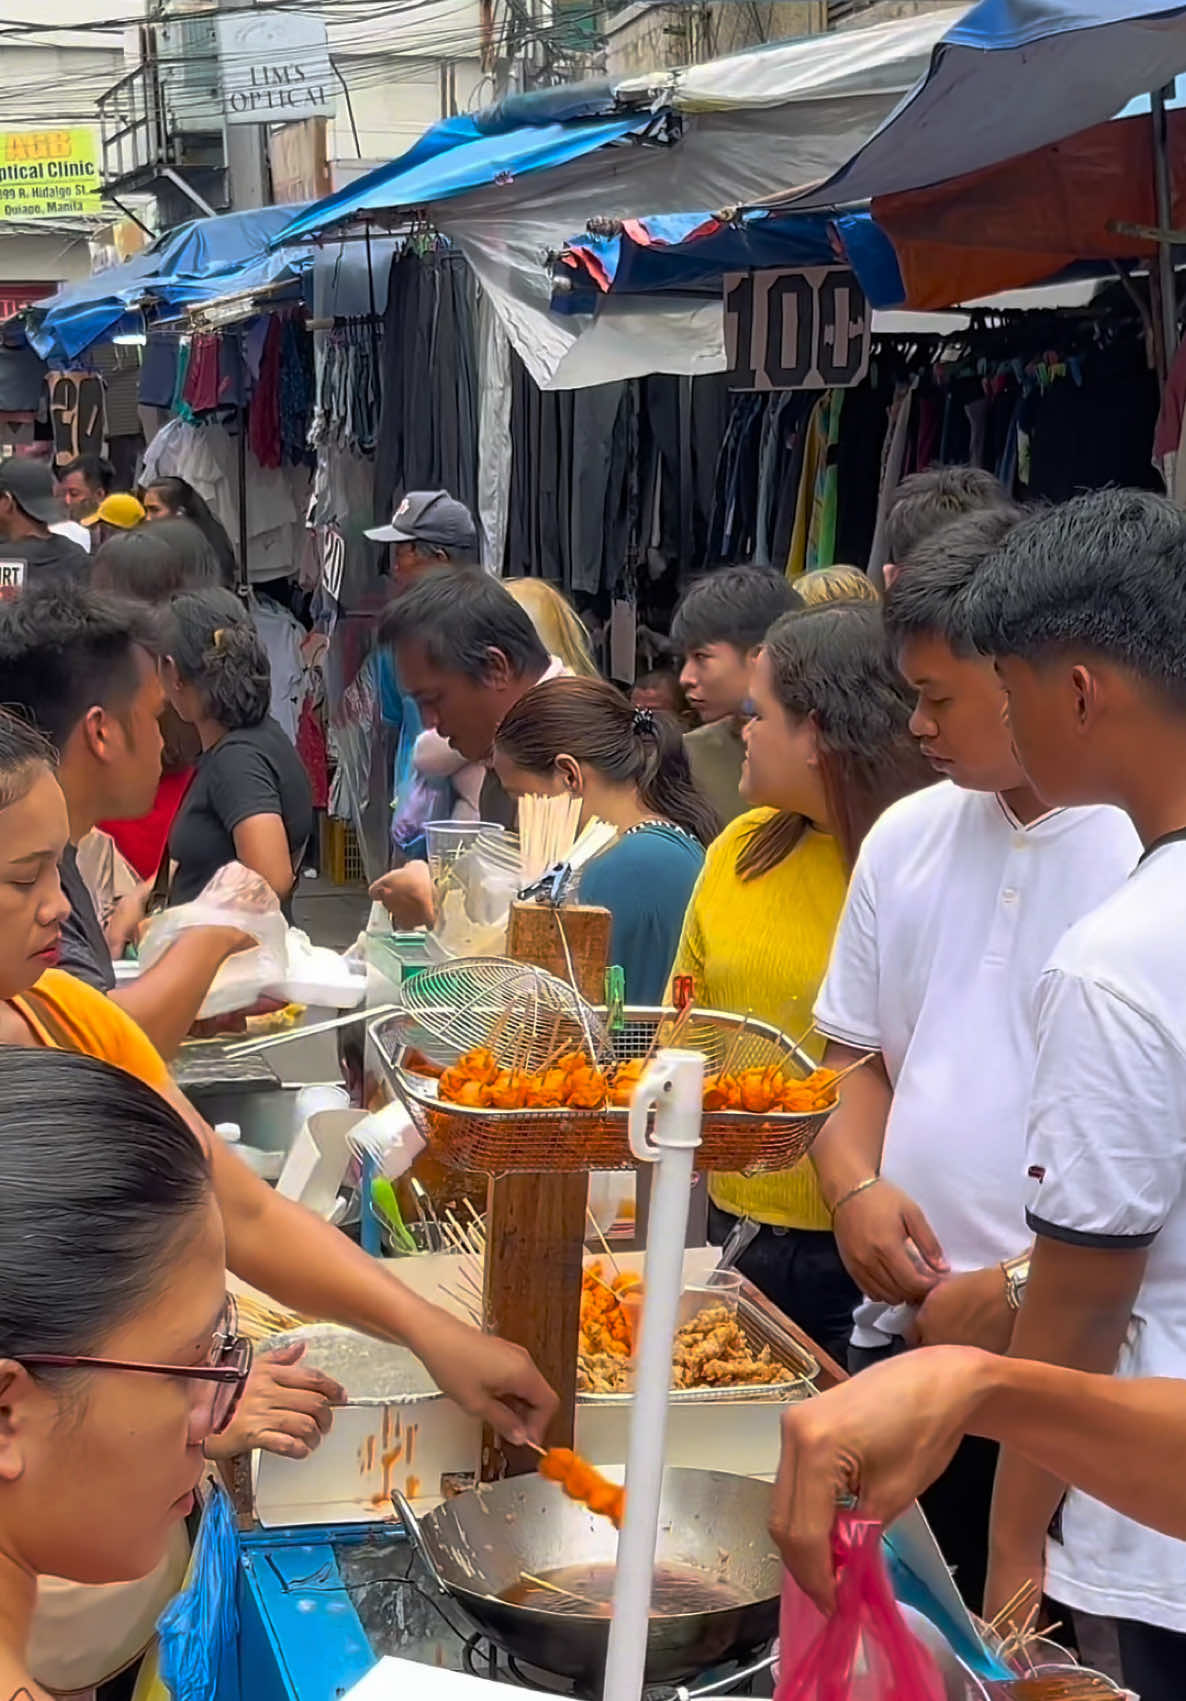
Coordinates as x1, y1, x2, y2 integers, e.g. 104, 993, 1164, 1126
538, 1447, 626, 1529
608, 1057, 646, 1107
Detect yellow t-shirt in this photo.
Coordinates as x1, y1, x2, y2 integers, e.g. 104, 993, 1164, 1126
11, 966, 169, 1088
669, 808, 848, 1230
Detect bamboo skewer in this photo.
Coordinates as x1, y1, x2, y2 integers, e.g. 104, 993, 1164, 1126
519, 1570, 602, 1611
716, 1012, 751, 1080
826, 1050, 879, 1090
585, 1205, 622, 1278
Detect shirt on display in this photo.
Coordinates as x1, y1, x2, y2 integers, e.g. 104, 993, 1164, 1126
813, 782, 1139, 1347
1024, 837, 1186, 1633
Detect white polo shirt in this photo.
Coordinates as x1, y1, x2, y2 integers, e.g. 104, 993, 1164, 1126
1026, 834, 1186, 1632
813, 782, 1139, 1349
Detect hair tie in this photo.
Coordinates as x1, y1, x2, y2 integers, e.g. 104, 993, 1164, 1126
632, 706, 656, 735
212, 628, 226, 650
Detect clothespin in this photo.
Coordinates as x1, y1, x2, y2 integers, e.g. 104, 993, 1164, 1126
605, 965, 626, 1032
672, 974, 694, 1013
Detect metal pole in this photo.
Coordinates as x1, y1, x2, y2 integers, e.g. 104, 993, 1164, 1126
236, 328, 250, 601
1152, 85, 1179, 376
603, 1049, 704, 1701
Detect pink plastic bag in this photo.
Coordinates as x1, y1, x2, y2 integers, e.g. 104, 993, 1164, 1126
775, 1517, 947, 1701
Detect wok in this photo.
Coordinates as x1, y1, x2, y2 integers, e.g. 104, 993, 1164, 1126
393, 1467, 780, 1690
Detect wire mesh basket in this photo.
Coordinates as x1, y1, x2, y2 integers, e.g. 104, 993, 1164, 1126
371, 1004, 831, 1176
380, 957, 611, 1075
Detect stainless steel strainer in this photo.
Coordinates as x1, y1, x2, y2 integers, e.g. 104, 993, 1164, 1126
384, 956, 611, 1074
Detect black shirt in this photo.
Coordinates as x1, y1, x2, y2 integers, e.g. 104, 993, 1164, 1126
58, 842, 116, 992
0, 532, 89, 597
167, 718, 314, 917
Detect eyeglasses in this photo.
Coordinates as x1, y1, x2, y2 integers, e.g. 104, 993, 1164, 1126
17, 1299, 253, 1436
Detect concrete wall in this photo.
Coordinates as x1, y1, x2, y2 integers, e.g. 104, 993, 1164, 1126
329, 55, 487, 161
605, 0, 822, 80
0, 228, 94, 285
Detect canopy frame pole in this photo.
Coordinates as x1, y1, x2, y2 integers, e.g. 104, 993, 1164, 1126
1152, 84, 1179, 382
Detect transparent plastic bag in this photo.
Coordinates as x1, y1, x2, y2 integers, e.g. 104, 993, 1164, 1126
138, 863, 289, 1018
776, 1518, 947, 1701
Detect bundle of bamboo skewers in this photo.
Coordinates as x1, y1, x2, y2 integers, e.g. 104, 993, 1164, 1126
517, 793, 617, 890
985, 1582, 1124, 1699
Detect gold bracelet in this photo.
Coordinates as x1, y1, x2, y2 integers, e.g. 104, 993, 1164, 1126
830, 1175, 880, 1218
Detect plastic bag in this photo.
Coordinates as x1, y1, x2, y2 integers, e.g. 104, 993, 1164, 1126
138, 863, 288, 1017
432, 831, 522, 958
155, 1483, 240, 1701
776, 1518, 946, 1701
139, 865, 365, 1017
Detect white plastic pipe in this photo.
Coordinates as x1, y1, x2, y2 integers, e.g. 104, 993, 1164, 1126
602, 1048, 705, 1701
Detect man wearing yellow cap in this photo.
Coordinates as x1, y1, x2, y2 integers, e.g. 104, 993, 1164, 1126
85, 490, 147, 547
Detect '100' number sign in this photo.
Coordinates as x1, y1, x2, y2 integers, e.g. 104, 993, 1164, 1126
724, 267, 870, 391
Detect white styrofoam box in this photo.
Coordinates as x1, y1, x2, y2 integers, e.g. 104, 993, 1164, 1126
346, 1659, 553, 1701
251, 1246, 791, 1527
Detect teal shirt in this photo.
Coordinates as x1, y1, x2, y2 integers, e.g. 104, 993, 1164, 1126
578, 825, 705, 1005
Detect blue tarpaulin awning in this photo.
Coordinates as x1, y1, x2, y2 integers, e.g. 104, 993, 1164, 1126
271, 113, 661, 246
554, 208, 906, 311
780, 0, 1186, 210
27, 205, 308, 363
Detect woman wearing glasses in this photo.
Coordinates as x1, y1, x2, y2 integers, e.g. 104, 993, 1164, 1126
0, 708, 553, 1423
0, 1047, 251, 1700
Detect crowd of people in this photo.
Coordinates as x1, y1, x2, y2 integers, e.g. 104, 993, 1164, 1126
3, 451, 1186, 1701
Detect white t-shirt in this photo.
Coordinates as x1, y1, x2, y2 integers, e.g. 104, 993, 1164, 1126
1026, 835, 1186, 1631
814, 783, 1139, 1348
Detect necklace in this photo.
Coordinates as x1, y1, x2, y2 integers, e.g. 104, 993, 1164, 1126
621, 819, 698, 843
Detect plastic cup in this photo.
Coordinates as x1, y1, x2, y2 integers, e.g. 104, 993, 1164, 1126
424, 820, 504, 881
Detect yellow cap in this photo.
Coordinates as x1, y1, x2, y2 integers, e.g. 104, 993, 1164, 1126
85, 492, 146, 530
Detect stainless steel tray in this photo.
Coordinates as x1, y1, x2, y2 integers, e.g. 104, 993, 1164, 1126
579, 1285, 819, 1407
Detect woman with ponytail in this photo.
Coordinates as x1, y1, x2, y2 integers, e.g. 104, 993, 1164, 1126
669, 604, 934, 1363
162, 588, 314, 914
494, 676, 719, 1001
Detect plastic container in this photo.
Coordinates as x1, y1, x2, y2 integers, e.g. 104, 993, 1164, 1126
424, 819, 505, 884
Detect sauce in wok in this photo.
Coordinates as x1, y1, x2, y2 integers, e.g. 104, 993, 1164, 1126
499, 1561, 744, 1620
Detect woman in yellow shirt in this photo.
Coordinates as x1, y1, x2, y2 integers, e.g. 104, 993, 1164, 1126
670, 603, 932, 1363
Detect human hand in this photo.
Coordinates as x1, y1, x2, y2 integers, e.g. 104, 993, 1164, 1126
369, 861, 435, 930
912, 1266, 1015, 1353
106, 879, 154, 957
833, 1179, 948, 1304
770, 1345, 991, 1612
203, 1341, 347, 1460
407, 1306, 558, 1445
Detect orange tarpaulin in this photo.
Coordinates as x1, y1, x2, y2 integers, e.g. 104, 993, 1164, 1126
874, 106, 1186, 309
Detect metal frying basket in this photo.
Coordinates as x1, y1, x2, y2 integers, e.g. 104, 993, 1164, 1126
371, 1005, 831, 1176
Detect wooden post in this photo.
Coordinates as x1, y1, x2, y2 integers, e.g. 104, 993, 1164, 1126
480, 900, 612, 1482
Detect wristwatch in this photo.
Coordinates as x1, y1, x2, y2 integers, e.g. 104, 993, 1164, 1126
1001, 1252, 1031, 1312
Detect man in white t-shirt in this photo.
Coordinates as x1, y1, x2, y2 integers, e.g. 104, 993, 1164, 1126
953, 486, 1186, 1701
809, 505, 1139, 1609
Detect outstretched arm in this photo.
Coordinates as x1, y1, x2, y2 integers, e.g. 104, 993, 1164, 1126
771, 1345, 1186, 1612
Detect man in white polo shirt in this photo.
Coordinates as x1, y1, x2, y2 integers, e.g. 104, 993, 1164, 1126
955, 487, 1186, 1701
808, 505, 1139, 1610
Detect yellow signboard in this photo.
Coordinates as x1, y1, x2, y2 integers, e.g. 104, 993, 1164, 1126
0, 128, 101, 220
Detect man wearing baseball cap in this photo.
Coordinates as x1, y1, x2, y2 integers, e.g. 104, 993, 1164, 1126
365, 491, 483, 858
366, 489, 478, 584
0, 457, 88, 597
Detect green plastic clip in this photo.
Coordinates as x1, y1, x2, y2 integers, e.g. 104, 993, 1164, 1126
605, 964, 626, 1031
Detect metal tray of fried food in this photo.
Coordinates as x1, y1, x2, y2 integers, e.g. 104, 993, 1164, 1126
578, 1283, 819, 1407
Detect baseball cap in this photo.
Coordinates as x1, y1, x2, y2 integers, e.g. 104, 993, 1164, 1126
0, 457, 62, 526
85, 492, 146, 530
366, 490, 477, 553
